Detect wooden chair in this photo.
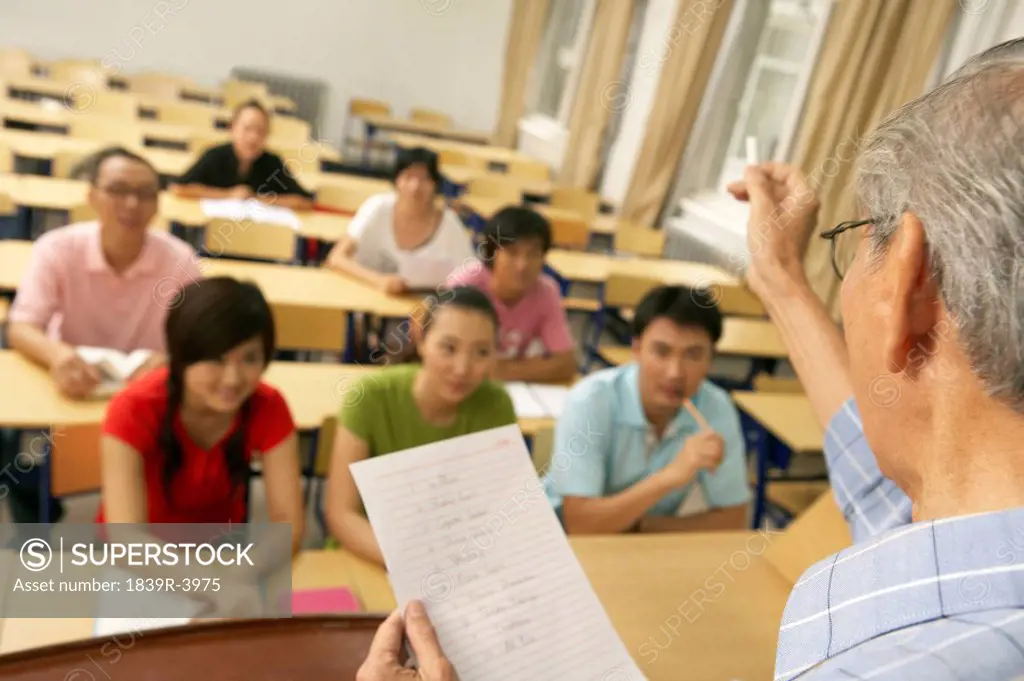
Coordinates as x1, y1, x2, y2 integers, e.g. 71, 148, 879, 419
587, 274, 662, 366
69, 117, 143, 148
51, 150, 90, 179
79, 90, 139, 119
311, 416, 337, 522
0, 192, 15, 216
204, 218, 297, 263
270, 116, 312, 146
188, 131, 230, 155
315, 185, 370, 214
51, 424, 103, 498
615, 221, 666, 258
547, 212, 589, 250
505, 158, 550, 182
222, 79, 270, 109
157, 101, 217, 129
466, 176, 521, 205
549, 187, 599, 225
126, 73, 182, 100
753, 374, 803, 393
409, 108, 452, 129
345, 98, 392, 159
0, 49, 33, 77
48, 60, 105, 86
0, 144, 13, 174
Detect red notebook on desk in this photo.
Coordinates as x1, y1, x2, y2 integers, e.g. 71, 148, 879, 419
290, 587, 362, 614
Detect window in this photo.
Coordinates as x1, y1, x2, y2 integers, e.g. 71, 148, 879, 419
668, 0, 833, 237
528, 0, 596, 125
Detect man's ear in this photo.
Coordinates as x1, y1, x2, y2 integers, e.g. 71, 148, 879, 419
882, 212, 942, 377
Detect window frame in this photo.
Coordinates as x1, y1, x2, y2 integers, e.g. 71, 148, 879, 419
525, 0, 598, 128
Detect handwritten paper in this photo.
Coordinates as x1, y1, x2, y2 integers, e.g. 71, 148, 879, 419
200, 198, 302, 230
350, 425, 646, 681
504, 383, 571, 419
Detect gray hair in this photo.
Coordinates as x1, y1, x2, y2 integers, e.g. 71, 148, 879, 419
950, 37, 1024, 80
854, 63, 1024, 410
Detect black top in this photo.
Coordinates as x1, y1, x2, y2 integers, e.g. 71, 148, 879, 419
176, 143, 314, 199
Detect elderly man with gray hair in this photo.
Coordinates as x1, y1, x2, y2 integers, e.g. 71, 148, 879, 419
351, 40, 1024, 681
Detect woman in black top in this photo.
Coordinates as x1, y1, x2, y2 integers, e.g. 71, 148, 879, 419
170, 100, 315, 210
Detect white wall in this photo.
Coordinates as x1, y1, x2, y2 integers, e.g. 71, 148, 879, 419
0, 0, 513, 146
598, 0, 679, 207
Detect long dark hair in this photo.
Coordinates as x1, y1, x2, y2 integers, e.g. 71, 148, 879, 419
159, 277, 276, 501
374, 285, 499, 365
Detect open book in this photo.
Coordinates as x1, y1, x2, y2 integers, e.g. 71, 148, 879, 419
199, 198, 302, 230
77, 347, 153, 398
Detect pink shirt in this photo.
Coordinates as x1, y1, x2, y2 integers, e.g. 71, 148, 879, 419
447, 263, 573, 360
9, 221, 202, 353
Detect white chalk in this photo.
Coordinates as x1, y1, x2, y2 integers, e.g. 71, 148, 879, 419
745, 136, 759, 166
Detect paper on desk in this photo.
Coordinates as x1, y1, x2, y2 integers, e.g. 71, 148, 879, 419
93, 569, 199, 637
349, 425, 646, 681
675, 482, 709, 518
200, 198, 301, 230
504, 383, 571, 419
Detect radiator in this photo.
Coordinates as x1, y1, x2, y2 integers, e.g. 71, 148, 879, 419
229, 67, 328, 138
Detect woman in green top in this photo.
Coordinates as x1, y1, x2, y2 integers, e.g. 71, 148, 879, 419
325, 285, 517, 566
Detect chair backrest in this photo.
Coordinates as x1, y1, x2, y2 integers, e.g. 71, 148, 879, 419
270, 116, 311, 145
547, 212, 589, 250
314, 417, 337, 478
753, 374, 804, 393
615, 221, 666, 258
51, 150, 91, 179
157, 101, 217, 129
0, 192, 14, 216
69, 204, 99, 223
409, 108, 452, 128
763, 491, 853, 585
315, 185, 371, 213
48, 60, 105, 86
0, 49, 33, 77
81, 90, 139, 119
69, 117, 143, 148
222, 79, 270, 109
51, 424, 102, 496
603, 273, 662, 309
549, 186, 599, 225
466, 176, 521, 205
0, 144, 13, 175
188, 130, 231, 155
349, 98, 391, 118
204, 218, 297, 262
127, 73, 182, 100
505, 158, 550, 182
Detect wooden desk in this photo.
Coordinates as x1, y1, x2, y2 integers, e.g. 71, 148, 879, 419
442, 165, 553, 198
602, 318, 786, 364
732, 391, 823, 454
0, 129, 194, 176
388, 133, 541, 168
546, 250, 765, 317
363, 114, 490, 145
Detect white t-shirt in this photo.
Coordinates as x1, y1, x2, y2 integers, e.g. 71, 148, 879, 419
348, 192, 475, 290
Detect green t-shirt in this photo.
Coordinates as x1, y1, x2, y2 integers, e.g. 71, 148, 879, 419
339, 364, 517, 457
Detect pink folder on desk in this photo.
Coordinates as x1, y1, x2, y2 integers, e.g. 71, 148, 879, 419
290, 587, 362, 614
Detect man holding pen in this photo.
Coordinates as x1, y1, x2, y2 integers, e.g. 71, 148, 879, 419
541, 285, 751, 534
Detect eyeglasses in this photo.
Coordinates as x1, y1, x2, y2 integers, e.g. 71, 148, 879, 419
820, 218, 874, 280
95, 185, 160, 202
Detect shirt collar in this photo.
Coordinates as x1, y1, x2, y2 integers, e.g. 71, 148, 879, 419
86, 222, 159, 278
775, 507, 1024, 680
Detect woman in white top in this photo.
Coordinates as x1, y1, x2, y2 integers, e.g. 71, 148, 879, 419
325, 147, 474, 294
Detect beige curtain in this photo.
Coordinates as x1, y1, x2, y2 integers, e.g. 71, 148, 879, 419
794, 0, 958, 316
559, 0, 637, 188
620, 0, 736, 225
493, 0, 552, 148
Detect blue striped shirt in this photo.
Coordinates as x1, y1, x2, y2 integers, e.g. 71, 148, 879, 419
776, 398, 1024, 679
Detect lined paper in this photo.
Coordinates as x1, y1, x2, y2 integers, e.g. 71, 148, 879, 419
350, 425, 646, 681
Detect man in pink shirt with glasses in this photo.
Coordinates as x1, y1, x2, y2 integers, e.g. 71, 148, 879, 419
5, 146, 201, 522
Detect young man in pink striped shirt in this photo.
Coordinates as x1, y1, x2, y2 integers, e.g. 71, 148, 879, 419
6, 147, 201, 521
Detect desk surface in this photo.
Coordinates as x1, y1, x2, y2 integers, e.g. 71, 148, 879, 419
363, 114, 490, 145
0, 352, 552, 437
442, 165, 553, 197
461, 195, 583, 225
732, 391, 824, 454
387, 132, 539, 167
546, 250, 765, 317
0, 536, 790, 680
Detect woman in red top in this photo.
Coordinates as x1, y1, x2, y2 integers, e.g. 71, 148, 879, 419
99, 277, 304, 557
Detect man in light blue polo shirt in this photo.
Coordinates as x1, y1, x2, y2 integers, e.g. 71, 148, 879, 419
543, 285, 750, 533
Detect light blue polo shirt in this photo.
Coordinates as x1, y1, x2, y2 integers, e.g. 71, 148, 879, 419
542, 363, 751, 518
